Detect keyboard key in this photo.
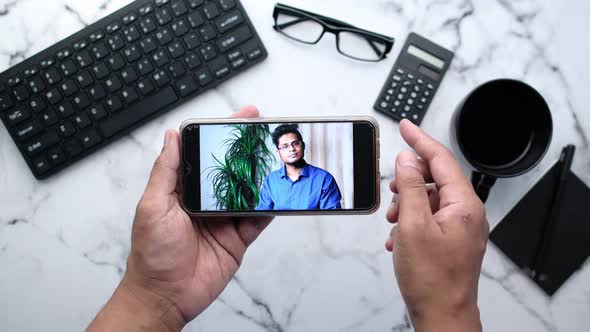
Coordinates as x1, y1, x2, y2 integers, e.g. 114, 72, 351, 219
60, 80, 79, 97
176, 76, 199, 97
152, 70, 171, 87
123, 45, 142, 62
40, 57, 56, 69
137, 58, 155, 75
15, 120, 43, 140
152, 50, 171, 67
74, 113, 92, 129
44, 68, 62, 85
122, 25, 141, 43
105, 96, 124, 112
29, 98, 46, 112
89, 30, 105, 42
105, 75, 123, 93
139, 17, 157, 34
203, 2, 220, 19
139, 3, 154, 16
184, 33, 201, 50
25, 130, 59, 156
100, 86, 178, 138
7, 75, 22, 87
75, 50, 94, 68
107, 34, 125, 51
155, 8, 173, 25
60, 59, 78, 77
156, 28, 174, 45
217, 26, 252, 52
91, 42, 110, 61
0, 93, 14, 111
89, 105, 108, 120
47, 148, 66, 165
89, 84, 107, 101
78, 128, 103, 149
92, 62, 110, 80
12, 86, 30, 102
168, 41, 186, 58
199, 44, 217, 61
210, 58, 230, 78
33, 157, 51, 175
73, 39, 89, 51
5, 107, 31, 126
244, 44, 263, 60
122, 12, 138, 25
230, 57, 246, 69
121, 67, 139, 84
137, 78, 155, 95
184, 53, 201, 69
56, 48, 73, 60
73, 92, 91, 110
168, 61, 186, 78
171, 1, 188, 17
23, 65, 40, 78
108, 54, 126, 71
76, 70, 94, 88
45, 88, 63, 104
41, 110, 59, 125
106, 21, 122, 34
121, 86, 139, 104
155, 0, 171, 7
171, 19, 189, 37
215, 11, 243, 33
199, 25, 216, 42
58, 120, 76, 137
194, 67, 213, 86
63, 138, 83, 157
28, 77, 46, 94
140, 36, 158, 54
187, 12, 204, 28
57, 101, 76, 118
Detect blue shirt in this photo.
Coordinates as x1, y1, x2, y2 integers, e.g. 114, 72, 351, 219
256, 164, 342, 210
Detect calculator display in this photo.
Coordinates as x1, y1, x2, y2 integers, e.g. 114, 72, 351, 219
407, 45, 445, 69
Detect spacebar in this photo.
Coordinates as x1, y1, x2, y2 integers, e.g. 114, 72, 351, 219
99, 87, 179, 138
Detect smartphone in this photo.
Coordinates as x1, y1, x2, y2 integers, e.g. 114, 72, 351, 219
180, 116, 380, 216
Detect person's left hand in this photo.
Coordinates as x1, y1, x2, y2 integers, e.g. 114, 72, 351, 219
88, 106, 273, 332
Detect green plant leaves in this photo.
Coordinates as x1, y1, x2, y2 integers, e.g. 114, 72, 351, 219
206, 124, 276, 210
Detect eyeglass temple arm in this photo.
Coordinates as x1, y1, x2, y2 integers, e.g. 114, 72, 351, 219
275, 16, 309, 30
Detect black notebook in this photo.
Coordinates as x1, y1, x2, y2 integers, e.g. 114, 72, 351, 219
490, 154, 590, 296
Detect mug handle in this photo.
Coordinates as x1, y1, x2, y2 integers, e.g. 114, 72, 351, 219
471, 172, 497, 203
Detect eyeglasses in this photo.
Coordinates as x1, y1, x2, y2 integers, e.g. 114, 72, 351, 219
278, 140, 303, 151
273, 3, 394, 62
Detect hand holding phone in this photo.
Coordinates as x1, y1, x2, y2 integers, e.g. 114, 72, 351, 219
88, 106, 274, 331
181, 117, 380, 216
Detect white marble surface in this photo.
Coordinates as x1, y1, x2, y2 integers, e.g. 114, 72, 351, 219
1, 0, 589, 331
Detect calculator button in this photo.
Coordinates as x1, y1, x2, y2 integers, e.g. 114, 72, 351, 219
397, 94, 404, 100
384, 95, 391, 102
390, 82, 398, 89
420, 97, 428, 104
427, 83, 434, 90
403, 80, 411, 86
386, 89, 394, 95
417, 78, 424, 85
413, 85, 421, 92
401, 112, 407, 118
396, 68, 405, 75
423, 90, 431, 97
380, 101, 388, 108
390, 108, 397, 113
400, 87, 407, 93
407, 73, 415, 80
410, 92, 417, 98
404, 105, 411, 112
417, 104, 425, 111
393, 100, 401, 107
392, 75, 401, 82
407, 99, 414, 105
412, 114, 420, 121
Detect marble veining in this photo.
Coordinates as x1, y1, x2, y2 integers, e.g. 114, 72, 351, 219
1, 0, 589, 331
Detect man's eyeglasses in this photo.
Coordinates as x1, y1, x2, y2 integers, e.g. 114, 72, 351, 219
278, 140, 303, 151
273, 3, 394, 62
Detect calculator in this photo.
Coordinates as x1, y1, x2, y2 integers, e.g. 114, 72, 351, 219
374, 32, 454, 125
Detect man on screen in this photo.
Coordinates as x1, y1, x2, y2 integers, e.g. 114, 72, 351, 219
256, 124, 342, 210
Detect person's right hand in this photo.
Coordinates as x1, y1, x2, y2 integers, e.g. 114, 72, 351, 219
385, 119, 489, 332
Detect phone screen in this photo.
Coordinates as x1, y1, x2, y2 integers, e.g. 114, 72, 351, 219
181, 119, 378, 214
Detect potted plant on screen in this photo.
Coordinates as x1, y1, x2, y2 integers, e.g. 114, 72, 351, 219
208, 124, 275, 210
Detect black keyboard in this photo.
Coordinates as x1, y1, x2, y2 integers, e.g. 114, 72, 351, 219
0, 0, 267, 179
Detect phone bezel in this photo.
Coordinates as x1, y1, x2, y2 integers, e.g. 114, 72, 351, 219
180, 116, 380, 216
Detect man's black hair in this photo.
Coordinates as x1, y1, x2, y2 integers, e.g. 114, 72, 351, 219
272, 124, 304, 147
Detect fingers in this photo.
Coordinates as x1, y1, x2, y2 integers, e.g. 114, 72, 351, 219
385, 226, 396, 251
395, 150, 432, 225
144, 129, 181, 197
399, 119, 470, 190
233, 105, 260, 118
387, 184, 440, 224
389, 157, 432, 194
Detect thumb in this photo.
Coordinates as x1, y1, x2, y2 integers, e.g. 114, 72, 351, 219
145, 129, 181, 197
395, 150, 431, 224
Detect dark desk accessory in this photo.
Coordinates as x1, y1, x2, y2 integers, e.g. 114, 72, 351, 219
272, 3, 394, 62
451, 79, 553, 203
0, 0, 267, 179
490, 145, 590, 296
374, 32, 454, 125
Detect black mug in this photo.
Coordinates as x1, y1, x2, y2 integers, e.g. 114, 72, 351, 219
452, 79, 553, 203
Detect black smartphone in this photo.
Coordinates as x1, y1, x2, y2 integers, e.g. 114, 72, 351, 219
180, 117, 380, 216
